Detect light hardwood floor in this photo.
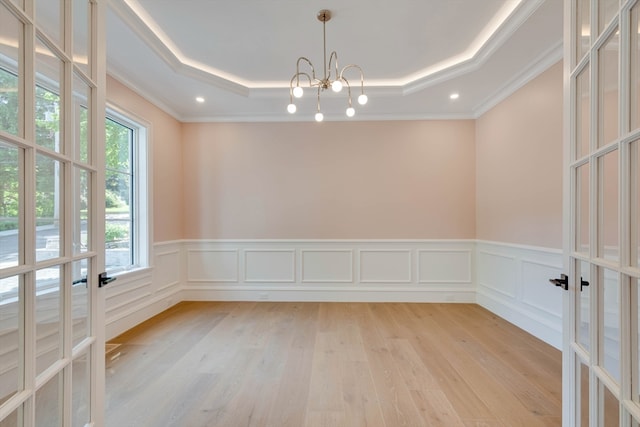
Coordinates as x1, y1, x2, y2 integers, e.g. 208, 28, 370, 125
105, 302, 562, 427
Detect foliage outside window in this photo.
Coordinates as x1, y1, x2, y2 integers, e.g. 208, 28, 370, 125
105, 117, 134, 272
104, 111, 149, 275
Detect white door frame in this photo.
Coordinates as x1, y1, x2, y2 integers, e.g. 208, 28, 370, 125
0, 0, 106, 425
564, 0, 640, 425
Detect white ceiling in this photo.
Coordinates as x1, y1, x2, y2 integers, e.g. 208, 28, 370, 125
105, 0, 563, 122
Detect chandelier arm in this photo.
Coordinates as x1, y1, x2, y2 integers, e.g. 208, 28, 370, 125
290, 72, 313, 89
342, 77, 352, 107
328, 51, 339, 82
296, 57, 317, 82
316, 85, 322, 112
339, 64, 365, 93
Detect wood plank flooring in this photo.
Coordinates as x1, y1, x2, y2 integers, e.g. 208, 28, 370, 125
105, 302, 562, 427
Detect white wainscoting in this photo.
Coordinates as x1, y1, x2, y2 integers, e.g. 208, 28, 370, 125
103, 239, 565, 350
105, 241, 183, 340
182, 240, 476, 303
475, 240, 563, 349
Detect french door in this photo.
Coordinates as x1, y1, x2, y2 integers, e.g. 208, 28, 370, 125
0, 0, 106, 426
565, 0, 640, 425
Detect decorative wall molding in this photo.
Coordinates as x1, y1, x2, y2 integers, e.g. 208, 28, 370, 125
301, 249, 354, 283
105, 241, 183, 340
182, 240, 476, 303
417, 249, 472, 284
104, 239, 564, 349
475, 240, 563, 349
187, 249, 239, 282
244, 249, 296, 283
359, 249, 412, 283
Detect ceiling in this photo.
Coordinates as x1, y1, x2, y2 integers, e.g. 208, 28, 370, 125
105, 0, 563, 122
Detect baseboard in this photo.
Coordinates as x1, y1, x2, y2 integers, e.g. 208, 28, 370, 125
182, 286, 476, 303
476, 290, 561, 349
106, 288, 182, 341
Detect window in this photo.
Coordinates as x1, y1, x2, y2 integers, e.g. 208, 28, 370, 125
104, 110, 149, 274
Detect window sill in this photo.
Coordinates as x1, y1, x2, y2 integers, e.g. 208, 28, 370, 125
108, 266, 152, 283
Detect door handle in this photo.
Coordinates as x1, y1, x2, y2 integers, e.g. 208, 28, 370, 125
580, 277, 589, 292
549, 274, 568, 290
98, 272, 116, 288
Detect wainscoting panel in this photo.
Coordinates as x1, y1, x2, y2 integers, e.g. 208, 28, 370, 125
359, 250, 412, 283
301, 250, 353, 283
187, 249, 238, 282
418, 250, 472, 284
105, 241, 183, 340
475, 241, 563, 349
477, 251, 517, 298
182, 240, 476, 303
521, 260, 563, 317
244, 250, 296, 283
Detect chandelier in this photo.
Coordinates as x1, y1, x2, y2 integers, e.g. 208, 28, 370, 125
287, 9, 368, 122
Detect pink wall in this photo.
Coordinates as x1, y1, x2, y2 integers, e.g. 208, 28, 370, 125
476, 61, 563, 248
107, 60, 564, 246
106, 76, 184, 242
182, 121, 476, 239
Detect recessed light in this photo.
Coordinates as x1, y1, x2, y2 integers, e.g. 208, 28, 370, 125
195, 96, 205, 103
450, 93, 459, 100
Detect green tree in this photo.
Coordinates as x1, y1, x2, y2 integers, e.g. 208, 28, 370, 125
0, 69, 19, 227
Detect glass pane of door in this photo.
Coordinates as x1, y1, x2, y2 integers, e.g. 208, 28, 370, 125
35, 373, 62, 425
576, 163, 590, 253
599, 0, 618, 35
71, 259, 89, 347
35, 39, 62, 153
72, 352, 90, 426
35, 0, 62, 48
576, 67, 591, 159
73, 74, 90, 164
35, 154, 62, 262
0, 142, 20, 268
603, 383, 620, 425
0, 4, 22, 137
74, 166, 90, 255
73, 0, 90, 75
631, 3, 640, 132
577, 0, 590, 63
35, 266, 61, 377
600, 150, 618, 262
633, 140, 640, 267
579, 359, 589, 426
601, 268, 620, 383
0, 275, 21, 406
577, 260, 591, 351
599, 30, 619, 148
636, 278, 639, 405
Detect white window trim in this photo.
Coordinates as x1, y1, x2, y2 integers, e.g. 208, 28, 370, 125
104, 104, 152, 277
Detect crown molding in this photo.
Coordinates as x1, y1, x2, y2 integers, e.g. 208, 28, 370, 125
402, 0, 545, 95
106, 67, 187, 122
109, 0, 544, 97
108, 0, 249, 96
181, 112, 476, 123
106, 0, 560, 123
472, 39, 563, 118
